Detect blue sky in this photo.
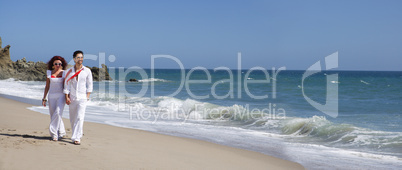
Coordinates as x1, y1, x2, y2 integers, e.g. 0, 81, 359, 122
1, 0, 401, 70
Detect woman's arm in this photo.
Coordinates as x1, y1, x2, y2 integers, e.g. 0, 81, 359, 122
42, 78, 50, 107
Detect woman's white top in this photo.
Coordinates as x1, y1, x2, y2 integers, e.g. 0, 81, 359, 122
47, 70, 65, 99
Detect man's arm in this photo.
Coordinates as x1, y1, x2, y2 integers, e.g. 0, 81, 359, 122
86, 68, 93, 101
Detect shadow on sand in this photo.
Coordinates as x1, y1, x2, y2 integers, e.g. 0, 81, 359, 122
0, 133, 72, 144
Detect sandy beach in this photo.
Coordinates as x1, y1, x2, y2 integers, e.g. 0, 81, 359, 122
0, 96, 304, 169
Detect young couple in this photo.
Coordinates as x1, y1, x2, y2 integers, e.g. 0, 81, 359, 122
42, 50, 93, 145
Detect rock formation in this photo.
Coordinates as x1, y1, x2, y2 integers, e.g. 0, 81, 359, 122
0, 37, 45, 80
0, 37, 12, 67
0, 36, 111, 81
88, 64, 112, 81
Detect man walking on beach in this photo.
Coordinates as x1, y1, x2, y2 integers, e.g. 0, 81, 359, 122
63, 50, 93, 145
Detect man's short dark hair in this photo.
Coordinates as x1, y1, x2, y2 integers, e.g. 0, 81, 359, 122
73, 50, 84, 58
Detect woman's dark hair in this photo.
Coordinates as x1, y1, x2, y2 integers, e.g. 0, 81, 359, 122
73, 50, 84, 58
47, 56, 67, 70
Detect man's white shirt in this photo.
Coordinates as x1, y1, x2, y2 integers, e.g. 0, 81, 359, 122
63, 66, 93, 100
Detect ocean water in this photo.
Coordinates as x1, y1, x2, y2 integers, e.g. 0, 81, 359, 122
0, 69, 401, 169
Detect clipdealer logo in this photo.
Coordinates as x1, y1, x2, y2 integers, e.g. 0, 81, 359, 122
78, 51, 339, 119
301, 52, 339, 118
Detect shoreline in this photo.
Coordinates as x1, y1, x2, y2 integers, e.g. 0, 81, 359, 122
0, 96, 304, 169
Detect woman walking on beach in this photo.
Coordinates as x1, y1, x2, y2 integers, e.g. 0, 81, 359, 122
42, 56, 68, 141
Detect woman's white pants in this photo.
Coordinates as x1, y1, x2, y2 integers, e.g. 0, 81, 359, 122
48, 94, 66, 138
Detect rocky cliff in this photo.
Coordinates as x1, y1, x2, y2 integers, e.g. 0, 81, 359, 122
88, 64, 111, 81
0, 36, 112, 81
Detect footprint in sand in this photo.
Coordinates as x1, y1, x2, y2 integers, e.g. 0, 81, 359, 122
13, 140, 21, 146
26, 140, 37, 144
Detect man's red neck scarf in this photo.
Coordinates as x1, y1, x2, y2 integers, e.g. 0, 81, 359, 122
65, 67, 84, 85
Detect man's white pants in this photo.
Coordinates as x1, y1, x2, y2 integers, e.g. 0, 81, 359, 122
69, 98, 87, 142
48, 94, 66, 138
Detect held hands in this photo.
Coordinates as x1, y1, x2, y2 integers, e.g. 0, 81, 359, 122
66, 96, 71, 105
64, 94, 88, 105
